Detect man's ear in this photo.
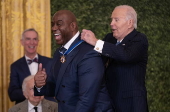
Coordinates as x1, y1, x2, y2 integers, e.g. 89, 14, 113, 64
70, 22, 76, 31
23, 92, 28, 99
20, 39, 24, 46
128, 19, 134, 28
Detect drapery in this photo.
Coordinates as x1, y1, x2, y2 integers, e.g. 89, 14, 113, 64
0, 0, 51, 111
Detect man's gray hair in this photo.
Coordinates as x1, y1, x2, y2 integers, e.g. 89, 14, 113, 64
115, 5, 137, 29
22, 75, 34, 92
21, 28, 39, 39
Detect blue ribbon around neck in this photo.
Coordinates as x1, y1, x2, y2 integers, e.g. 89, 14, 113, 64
59, 40, 84, 56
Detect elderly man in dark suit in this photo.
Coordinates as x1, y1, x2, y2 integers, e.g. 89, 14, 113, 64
8, 28, 54, 104
8, 75, 58, 112
34, 10, 113, 112
81, 5, 149, 112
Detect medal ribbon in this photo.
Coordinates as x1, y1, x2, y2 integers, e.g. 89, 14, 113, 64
59, 40, 84, 56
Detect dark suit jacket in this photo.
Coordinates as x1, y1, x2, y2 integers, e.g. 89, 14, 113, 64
102, 29, 148, 112
8, 54, 54, 104
8, 99, 58, 112
35, 35, 113, 112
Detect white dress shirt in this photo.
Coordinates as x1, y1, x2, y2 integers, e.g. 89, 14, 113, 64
63, 31, 80, 49
28, 100, 42, 112
25, 54, 38, 75
94, 39, 123, 53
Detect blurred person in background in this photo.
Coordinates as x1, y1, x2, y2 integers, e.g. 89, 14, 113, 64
8, 28, 55, 104
8, 75, 58, 112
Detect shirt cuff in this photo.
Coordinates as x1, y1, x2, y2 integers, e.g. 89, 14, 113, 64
94, 40, 104, 53
34, 85, 43, 92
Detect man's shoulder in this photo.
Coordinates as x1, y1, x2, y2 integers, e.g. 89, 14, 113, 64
105, 32, 113, 37
103, 33, 115, 42
38, 54, 52, 60
132, 29, 147, 39
9, 105, 20, 112
9, 100, 27, 112
43, 99, 57, 103
79, 41, 94, 51
77, 42, 100, 56
77, 42, 102, 59
11, 56, 25, 66
38, 54, 52, 64
133, 31, 148, 43
42, 99, 58, 107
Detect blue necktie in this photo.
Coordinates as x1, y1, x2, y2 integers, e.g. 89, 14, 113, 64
59, 47, 67, 54
116, 41, 121, 46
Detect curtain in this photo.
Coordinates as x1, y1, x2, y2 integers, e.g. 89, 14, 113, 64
0, 0, 51, 111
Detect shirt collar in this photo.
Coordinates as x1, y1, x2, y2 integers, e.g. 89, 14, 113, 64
25, 54, 38, 60
63, 31, 80, 49
28, 100, 42, 111
117, 39, 123, 43
118, 29, 136, 43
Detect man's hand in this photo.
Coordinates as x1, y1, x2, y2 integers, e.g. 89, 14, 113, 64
81, 29, 98, 46
34, 63, 47, 88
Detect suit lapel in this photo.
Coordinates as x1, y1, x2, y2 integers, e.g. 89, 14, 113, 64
38, 54, 42, 63
120, 29, 138, 46
42, 99, 53, 112
20, 56, 31, 76
18, 100, 28, 112
38, 54, 45, 65
55, 36, 82, 95
50, 48, 61, 81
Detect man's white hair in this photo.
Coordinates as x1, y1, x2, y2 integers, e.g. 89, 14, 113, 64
22, 75, 34, 92
115, 5, 137, 29
21, 28, 39, 39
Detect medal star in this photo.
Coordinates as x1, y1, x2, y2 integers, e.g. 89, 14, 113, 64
60, 55, 66, 63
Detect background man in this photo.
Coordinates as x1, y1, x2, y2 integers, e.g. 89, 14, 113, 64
8, 28, 54, 104
9, 75, 58, 112
81, 5, 149, 112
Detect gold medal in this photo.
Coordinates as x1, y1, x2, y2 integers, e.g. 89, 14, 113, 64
60, 55, 66, 63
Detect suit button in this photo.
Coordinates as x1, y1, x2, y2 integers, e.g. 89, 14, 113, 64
62, 100, 65, 103
62, 85, 65, 88
105, 54, 109, 57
